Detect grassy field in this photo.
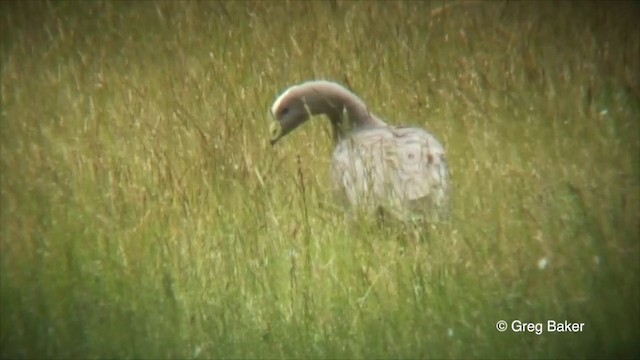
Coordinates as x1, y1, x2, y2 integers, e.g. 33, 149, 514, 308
1, 1, 639, 358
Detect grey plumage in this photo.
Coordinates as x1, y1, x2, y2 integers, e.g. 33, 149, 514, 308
269, 80, 449, 220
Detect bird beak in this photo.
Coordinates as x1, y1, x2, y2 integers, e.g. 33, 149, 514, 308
269, 121, 283, 146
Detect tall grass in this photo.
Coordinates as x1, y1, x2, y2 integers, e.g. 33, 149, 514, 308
1, 1, 639, 358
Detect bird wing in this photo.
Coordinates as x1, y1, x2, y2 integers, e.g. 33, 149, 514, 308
331, 125, 449, 218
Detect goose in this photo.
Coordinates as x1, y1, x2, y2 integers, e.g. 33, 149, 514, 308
269, 80, 449, 221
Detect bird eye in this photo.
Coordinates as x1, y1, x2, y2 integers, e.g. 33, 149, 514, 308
279, 107, 289, 116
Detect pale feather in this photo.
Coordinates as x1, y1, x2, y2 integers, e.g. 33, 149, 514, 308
331, 126, 448, 219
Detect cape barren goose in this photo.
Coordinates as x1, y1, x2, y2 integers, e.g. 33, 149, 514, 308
269, 80, 449, 220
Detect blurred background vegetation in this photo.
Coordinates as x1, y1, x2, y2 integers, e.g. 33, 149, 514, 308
1, 1, 639, 358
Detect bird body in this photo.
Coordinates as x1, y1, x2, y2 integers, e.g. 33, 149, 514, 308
269, 80, 449, 220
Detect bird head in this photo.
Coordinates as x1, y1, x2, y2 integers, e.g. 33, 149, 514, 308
269, 91, 313, 145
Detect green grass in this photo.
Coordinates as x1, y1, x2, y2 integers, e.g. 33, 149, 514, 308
1, 1, 639, 358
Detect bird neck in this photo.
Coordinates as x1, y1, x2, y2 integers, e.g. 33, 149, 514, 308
323, 94, 387, 143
